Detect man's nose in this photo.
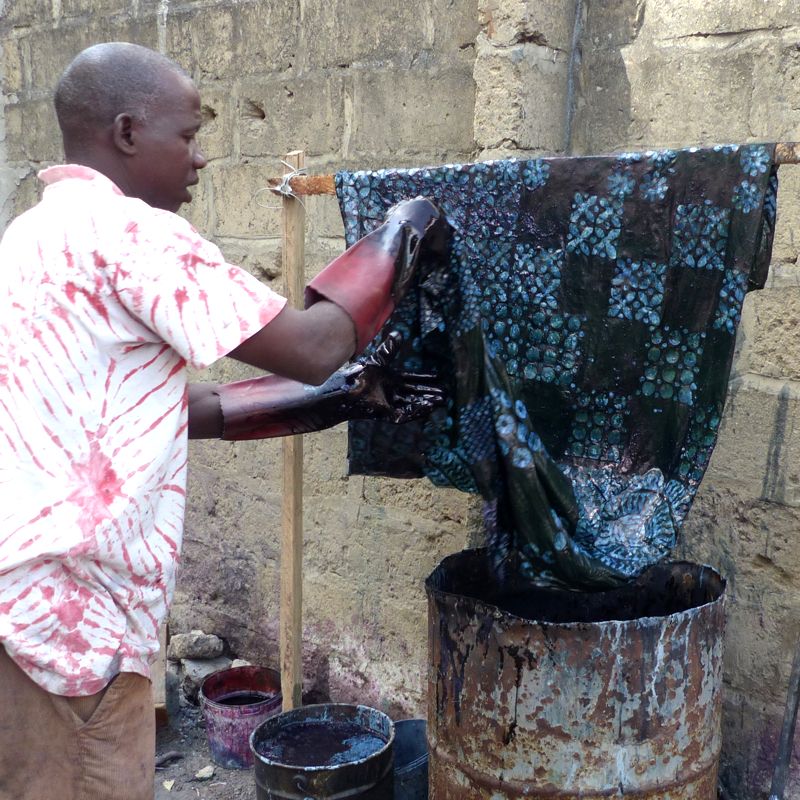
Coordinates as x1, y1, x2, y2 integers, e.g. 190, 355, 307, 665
193, 145, 208, 170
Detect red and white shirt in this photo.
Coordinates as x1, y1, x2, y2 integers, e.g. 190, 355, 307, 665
0, 165, 286, 695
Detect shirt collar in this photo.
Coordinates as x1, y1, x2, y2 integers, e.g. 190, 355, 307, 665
38, 164, 126, 197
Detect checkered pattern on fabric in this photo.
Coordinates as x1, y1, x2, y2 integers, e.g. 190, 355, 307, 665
338, 145, 777, 589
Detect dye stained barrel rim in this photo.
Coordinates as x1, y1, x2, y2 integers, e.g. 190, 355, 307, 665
250, 703, 395, 800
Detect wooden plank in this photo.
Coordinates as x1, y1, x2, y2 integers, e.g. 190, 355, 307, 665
154, 623, 168, 726
280, 150, 306, 711
269, 172, 336, 196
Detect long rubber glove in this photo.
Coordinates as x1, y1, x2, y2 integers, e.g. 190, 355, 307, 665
305, 197, 450, 353
217, 333, 445, 441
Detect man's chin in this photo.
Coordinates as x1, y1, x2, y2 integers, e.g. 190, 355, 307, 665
167, 192, 192, 213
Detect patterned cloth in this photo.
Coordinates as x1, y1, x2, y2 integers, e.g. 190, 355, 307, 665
337, 145, 778, 589
0, 165, 286, 694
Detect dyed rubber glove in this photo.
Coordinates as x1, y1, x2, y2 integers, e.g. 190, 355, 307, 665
305, 197, 450, 354
217, 332, 445, 441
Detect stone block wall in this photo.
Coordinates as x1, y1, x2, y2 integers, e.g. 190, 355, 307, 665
474, 0, 576, 157
3, 0, 800, 795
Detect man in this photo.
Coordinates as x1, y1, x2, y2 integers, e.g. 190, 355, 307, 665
0, 42, 446, 800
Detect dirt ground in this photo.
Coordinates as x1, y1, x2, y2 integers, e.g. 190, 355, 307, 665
154, 705, 258, 800
153, 707, 729, 799
154, 703, 427, 800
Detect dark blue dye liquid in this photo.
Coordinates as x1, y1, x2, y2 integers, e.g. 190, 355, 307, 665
216, 690, 273, 706
254, 720, 387, 767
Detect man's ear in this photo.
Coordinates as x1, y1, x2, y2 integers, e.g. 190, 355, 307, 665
111, 113, 136, 155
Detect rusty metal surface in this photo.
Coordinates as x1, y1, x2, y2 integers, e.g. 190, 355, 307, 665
426, 549, 726, 799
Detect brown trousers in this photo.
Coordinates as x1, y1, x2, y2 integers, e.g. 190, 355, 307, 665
0, 647, 155, 800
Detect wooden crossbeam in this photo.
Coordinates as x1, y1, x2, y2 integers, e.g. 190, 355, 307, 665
776, 142, 800, 165
267, 142, 800, 198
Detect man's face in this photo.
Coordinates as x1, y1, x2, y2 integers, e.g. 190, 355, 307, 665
129, 70, 207, 212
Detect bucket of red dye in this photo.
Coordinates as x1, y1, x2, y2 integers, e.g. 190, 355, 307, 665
199, 665, 282, 769
250, 703, 395, 799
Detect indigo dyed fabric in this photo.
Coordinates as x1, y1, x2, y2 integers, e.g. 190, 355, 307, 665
337, 145, 778, 589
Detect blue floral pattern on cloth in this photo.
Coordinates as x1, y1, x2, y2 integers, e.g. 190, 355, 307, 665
567, 466, 689, 576
639, 327, 705, 405
639, 149, 677, 202
523, 159, 550, 191
733, 180, 765, 214
516, 245, 564, 308
338, 144, 778, 589
567, 194, 622, 259
670, 201, 731, 270
741, 144, 771, 177
608, 258, 667, 325
677, 404, 723, 486
567, 391, 629, 462
714, 270, 750, 333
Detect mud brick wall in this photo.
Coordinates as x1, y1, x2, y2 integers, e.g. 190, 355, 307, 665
2, 0, 800, 796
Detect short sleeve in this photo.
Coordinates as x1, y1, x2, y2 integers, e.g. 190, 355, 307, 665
110, 210, 286, 369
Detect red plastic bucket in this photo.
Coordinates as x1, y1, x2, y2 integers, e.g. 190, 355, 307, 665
199, 666, 282, 769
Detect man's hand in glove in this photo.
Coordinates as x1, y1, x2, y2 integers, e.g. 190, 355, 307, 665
188, 332, 445, 440
332, 331, 444, 425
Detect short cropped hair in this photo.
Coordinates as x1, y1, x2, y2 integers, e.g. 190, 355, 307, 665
54, 42, 187, 143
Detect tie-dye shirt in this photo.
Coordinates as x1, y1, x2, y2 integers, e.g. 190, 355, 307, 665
0, 165, 286, 695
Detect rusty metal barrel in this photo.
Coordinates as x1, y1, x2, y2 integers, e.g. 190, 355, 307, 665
426, 549, 726, 799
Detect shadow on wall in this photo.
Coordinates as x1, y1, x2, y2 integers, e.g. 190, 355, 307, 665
569, 0, 640, 155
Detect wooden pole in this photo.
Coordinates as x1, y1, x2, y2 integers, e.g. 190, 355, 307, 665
280, 150, 305, 711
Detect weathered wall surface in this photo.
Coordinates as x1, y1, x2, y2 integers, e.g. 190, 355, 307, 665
3, 0, 800, 795
474, 0, 576, 158
575, 3, 800, 797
